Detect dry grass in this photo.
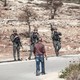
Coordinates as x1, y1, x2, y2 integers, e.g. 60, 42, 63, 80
59, 63, 80, 80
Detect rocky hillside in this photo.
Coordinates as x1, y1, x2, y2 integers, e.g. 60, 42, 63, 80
0, 0, 80, 60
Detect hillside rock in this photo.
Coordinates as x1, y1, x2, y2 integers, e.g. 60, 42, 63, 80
0, 0, 80, 59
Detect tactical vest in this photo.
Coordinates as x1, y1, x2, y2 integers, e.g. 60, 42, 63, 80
31, 32, 39, 44
52, 32, 61, 41
10, 34, 21, 46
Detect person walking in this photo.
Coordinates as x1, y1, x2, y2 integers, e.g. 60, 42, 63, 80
34, 37, 47, 76
51, 27, 62, 56
10, 29, 22, 61
28, 28, 39, 60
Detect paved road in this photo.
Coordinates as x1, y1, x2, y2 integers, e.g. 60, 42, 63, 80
0, 55, 80, 80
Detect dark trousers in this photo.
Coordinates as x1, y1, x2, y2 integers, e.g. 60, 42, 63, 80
53, 41, 61, 56
29, 43, 35, 59
36, 55, 45, 75
13, 44, 20, 60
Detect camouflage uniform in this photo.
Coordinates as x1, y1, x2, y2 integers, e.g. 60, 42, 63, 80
51, 28, 62, 56
28, 29, 39, 60
10, 29, 22, 61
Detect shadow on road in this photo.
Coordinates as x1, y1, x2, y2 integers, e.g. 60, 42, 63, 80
0, 60, 17, 63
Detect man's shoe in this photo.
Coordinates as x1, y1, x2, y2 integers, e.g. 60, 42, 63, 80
41, 72, 46, 75
36, 73, 40, 76
36, 71, 40, 76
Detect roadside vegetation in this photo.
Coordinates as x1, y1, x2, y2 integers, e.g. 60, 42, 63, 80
59, 62, 80, 80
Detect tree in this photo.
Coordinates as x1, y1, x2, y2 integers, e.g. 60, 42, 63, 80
45, 0, 63, 19
18, 5, 37, 37
0, 0, 7, 6
79, 0, 80, 3
4, 0, 7, 6
51, 0, 63, 19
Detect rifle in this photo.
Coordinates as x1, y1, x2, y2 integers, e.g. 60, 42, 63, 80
50, 23, 53, 32
49, 23, 54, 51
49, 23, 54, 39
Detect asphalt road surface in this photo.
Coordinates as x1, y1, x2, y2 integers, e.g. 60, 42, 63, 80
0, 55, 80, 80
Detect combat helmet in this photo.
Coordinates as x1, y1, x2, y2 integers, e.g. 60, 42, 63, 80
13, 28, 17, 33
34, 27, 38, 32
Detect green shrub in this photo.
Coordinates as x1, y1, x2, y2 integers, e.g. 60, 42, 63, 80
59, 63, 80, 79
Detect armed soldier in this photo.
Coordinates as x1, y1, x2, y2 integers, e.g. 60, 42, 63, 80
10, 29, 22, 61
51, 26, 62, 56
28, 28, 39, 60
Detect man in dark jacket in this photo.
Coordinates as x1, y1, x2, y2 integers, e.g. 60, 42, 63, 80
34, 37, 47, 76
51, 27, 62, 56
10, 29, 22, 61
28, 28, 39, 60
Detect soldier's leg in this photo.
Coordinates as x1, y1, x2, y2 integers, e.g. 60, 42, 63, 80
55, 50, 59, 56
17, 46, 20, 60
53, 41, 58, 56
28, 44, 33, 60
33, 43, 35, 59
13, 46, 16, 60
56, 41, 61, 56
57, 41, 61, 51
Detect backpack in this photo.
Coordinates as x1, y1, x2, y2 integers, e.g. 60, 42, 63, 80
31, 32, 39, 44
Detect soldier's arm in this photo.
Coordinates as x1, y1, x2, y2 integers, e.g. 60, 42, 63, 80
10, 34, 14, 42
58, 32, 62, 36
19, 38, 23, 48
20, 41, 22, 47
18, 35, 23, 47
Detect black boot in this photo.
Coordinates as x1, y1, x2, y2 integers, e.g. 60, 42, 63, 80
28, 57, 31, 60
56, 51, 59, 57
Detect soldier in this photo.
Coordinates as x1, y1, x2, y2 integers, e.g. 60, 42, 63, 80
51, 27, 62, 56
28, 28, 39, 60
10, 29, 22, 61
34, 37, 47, 76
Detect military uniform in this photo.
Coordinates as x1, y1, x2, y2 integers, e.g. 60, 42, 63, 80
10, 29, 22, 61
28, 29, 39, 60
51, 28, 62, 56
